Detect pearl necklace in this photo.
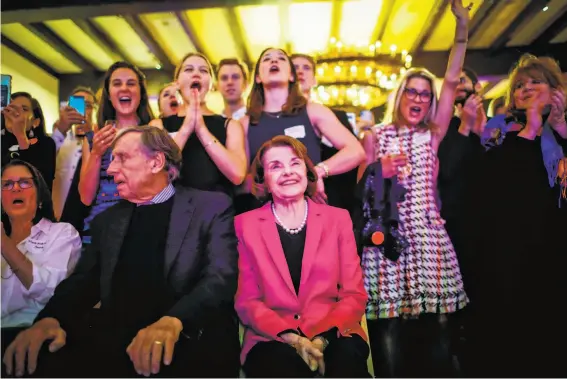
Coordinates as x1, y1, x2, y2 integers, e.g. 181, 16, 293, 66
271, 200, 308, 234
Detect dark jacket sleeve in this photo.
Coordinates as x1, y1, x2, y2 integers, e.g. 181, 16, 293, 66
165, 193, 238, 330
34, 213, 102, 330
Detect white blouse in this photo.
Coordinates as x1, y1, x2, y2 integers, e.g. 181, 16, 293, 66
1, 218, 82, 328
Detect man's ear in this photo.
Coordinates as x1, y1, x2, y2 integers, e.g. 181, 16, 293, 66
151, 152, 167, 174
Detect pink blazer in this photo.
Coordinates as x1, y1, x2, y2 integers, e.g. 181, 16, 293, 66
235, 199, 368, 363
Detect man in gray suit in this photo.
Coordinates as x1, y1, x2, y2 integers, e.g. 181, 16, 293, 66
3, 126, 240, 377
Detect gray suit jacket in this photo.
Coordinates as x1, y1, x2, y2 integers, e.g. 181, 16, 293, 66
36, 185, 238, 338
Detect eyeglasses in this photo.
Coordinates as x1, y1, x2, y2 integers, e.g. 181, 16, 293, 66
1, 178, 34, 191
403, 88, 433, 102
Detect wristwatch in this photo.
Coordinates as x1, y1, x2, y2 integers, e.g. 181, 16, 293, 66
312, 335, 329, 350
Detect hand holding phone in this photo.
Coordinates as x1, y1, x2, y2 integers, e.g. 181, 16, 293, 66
69, 95, 86, 116
1, 74, 12, 109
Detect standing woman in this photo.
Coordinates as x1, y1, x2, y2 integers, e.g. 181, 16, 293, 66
357, 1, 470, 377
239, 48, 364, 207
463, 54, 567, 377
78, 62, 154, 245
1, 93, 56, 192
150, 52, 247, 194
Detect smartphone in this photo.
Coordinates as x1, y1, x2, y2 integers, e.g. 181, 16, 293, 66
1, 74, 12, 109
69, 95, 86, 116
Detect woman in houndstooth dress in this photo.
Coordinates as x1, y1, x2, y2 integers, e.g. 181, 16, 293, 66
358, 1, 471, 376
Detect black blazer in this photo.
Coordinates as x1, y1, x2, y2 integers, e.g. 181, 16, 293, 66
36, 186, 239, 338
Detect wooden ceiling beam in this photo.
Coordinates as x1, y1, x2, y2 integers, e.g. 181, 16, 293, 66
123, 14, 175, 72
74, 18, 128, 64
370, 0, 395, 43
225, 7, 252, 66
411, 0, 449, 53
26, 22, 97, 72
1, 36, 60, 77
490, 0, 549, 51
533, 7, 567, 45
175, 11, 207, 58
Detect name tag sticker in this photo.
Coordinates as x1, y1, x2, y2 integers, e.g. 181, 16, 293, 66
413, 131, 430, 146
284, 125, 306, 139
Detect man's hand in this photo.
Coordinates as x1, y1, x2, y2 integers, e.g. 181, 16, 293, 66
126, 316, 183, 377
3, 318, 66, 377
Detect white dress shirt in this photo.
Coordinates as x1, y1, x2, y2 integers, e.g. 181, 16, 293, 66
52, 129, 84, 220
1, 218, 82, 327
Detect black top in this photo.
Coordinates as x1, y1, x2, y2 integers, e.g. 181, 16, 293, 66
1, 131, 56, 191
277, 224, 307, 295
162, 115, 232, 194
276, 223, 338, 343
248, 107, 321, 165
322, 109, 358, 214
437, 116, 485, 221
102, 197, 175, 347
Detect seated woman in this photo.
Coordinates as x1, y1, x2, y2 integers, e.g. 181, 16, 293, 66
1, 92, 56, 192
1, 160, 82, 354
235, 135, 369, 378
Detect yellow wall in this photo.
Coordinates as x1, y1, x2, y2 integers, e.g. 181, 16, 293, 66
1, 45, 59, 134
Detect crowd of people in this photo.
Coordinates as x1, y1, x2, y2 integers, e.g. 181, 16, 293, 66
1, 0, 566, 377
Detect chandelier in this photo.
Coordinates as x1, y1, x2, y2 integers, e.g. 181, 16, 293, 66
311, 38, 412, 111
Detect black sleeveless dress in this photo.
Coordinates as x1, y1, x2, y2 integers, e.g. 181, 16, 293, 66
162, 115, 232, 195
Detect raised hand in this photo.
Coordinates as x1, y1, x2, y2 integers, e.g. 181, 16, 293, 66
548, 89, 566, 130
91, 124, 117, 157
57, 106, 85, 135
2, 104, 28, 138
451, 0, 473, 24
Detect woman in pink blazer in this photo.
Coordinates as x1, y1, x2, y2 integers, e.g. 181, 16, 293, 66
235, 135, 370, 378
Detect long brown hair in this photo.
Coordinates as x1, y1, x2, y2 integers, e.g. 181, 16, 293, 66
97, 61, 154, 128
247, 47, 307, 125
507, 53, 565, 110
250, 135, 318, 202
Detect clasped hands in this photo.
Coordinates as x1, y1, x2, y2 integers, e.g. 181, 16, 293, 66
180, 88, 206, 135
282, 333, 326, 375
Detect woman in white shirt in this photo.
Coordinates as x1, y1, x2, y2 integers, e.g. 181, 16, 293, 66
1, 160, 82, 353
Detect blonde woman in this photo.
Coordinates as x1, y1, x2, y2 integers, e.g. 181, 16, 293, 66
358, 1, 470, 376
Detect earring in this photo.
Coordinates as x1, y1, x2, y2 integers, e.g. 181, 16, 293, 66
29, 129, 34, 138
38, 203, 42, 209
307, 171, 316, 182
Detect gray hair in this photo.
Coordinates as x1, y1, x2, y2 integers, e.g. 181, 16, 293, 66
112, 125, 182, 181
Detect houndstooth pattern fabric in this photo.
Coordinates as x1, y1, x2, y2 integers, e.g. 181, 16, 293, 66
362, 124, 468, 320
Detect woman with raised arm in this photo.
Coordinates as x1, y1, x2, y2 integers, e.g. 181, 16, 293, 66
235, 48, 364, 212
150, 52, 247, 194
356, 1, 470, 377
1, 161, 81, 356
78, 62, 154, 245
